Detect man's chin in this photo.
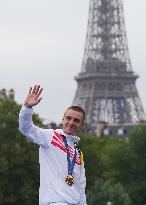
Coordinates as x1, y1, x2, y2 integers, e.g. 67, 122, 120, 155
63, 128, 76, 135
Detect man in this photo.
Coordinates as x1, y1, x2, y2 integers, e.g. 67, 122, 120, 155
19, 85, 87, 205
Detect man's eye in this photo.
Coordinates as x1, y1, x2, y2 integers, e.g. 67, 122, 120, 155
74, 119, 80, 123
66, 116, 71, 120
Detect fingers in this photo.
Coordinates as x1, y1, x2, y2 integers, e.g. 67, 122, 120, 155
37, 87, 43, 97
29, 87, 32, 94
36, 97, 42, 105
32, 85, 37, 94
31, 85, 43, 96
36, 85, 41, 95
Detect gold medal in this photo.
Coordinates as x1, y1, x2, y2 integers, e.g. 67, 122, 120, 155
65, 175, 75, 186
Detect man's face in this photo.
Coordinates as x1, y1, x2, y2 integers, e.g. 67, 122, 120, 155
62, 109, 84, 135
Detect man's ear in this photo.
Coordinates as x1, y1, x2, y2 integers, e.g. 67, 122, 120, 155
81, 121, 85, 128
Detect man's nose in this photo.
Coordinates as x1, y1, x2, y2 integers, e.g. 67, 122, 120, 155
69, 119, 74, 124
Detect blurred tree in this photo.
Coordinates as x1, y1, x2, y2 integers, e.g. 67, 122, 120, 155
0, 100, 43, 205
1, 100, 146, 205
79, 135, 133, 205
100, 138, 135, 185
128, 125, 146, 205
87, 179, 131, 205
78, 134, 108, 189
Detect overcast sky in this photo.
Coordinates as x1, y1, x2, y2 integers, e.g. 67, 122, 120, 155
0, 0, 146, 123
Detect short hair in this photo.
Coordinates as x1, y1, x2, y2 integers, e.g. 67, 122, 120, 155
65, 105, 86, 122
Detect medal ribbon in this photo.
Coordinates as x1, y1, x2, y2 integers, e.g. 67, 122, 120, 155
62, 135, 77, 175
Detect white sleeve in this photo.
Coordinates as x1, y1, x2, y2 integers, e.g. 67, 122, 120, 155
19, 105, 53, 148
80, 162, 87, 205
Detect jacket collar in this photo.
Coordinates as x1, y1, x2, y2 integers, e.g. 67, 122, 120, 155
55, 129, 80, 143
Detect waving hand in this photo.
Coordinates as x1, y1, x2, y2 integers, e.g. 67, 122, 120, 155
24, 85, 43, 108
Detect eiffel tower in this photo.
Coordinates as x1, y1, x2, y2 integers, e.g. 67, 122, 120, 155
73, 0, 146, 136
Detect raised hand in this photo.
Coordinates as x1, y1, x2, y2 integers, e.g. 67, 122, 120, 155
24, 85, 43, 108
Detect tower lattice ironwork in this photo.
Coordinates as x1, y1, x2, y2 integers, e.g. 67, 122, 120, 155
73, 0, 146, 135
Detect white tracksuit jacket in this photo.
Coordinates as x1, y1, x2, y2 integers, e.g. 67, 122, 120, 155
19, 106, 87, 205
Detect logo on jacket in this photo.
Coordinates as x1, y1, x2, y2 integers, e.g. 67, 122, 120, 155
51, 131, 82, 165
